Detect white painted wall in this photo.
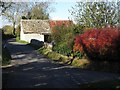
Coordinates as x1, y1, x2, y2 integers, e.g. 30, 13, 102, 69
20, 20, 44, 43
21, 33, 44, 43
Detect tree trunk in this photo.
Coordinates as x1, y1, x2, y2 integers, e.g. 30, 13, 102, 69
13, 22, 16, 36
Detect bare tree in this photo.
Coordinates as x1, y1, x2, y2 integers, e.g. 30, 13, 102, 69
25, 2, 54, 20
1, 1, 54, 35
0, 1, 13, 15
2, 2, 29, 35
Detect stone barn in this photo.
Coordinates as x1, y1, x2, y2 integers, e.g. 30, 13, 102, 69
20, 19, 73, 43
20, 19, 51, 43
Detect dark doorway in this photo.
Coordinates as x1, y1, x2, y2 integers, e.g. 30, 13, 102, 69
44, 35, 52, 43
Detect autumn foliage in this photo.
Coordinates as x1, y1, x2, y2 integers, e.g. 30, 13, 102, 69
49, 20, 73, 28
73, 27, 120, 61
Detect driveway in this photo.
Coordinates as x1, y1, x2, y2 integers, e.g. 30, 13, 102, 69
2, 38, 120, 88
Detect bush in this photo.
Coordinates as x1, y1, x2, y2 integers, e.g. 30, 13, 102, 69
73, 51, 84, 59
2, 25, 13, 35
38, 47, 90, 67
72, 24, 84, 35
2, 34, 15, 40
73, 27, 120, 61
73, 35, 85, 59
2, 47, 11, 65
52, 25, 76, 56
53, 42, 72, 56
38, 47, 69, 62
2, 26, 15, 40
52, 25, 74, 43
51, 23, 86, 57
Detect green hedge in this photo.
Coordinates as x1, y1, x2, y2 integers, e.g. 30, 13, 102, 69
53, 42, 72, 56
2, 47, 11, 66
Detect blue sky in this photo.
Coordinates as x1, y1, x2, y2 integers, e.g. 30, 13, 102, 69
49, 2, 75, 20
0, 2, 76, 28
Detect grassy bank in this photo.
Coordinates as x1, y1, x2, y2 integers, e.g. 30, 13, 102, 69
38, 47, 90, 67
16, 36, 29, 44
38, 47, 120, 73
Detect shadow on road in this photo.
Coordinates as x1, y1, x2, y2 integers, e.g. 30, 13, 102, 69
2, 60, 120, 88
7, 43, 34, 54
2, 38, 120, 88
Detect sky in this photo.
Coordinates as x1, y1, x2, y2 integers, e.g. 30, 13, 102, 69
0, 2, 76, 28
49, 2, 76, 20
1, 0, 118, 28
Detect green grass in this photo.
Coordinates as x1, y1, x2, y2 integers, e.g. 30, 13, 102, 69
16, 36, 29, 44
2, 47, 11, 66
38, 47, 61, 61
38, 47, 69, 62
38, 47, 120, 74
47, 52, 61, 61
79, 80, 120, 88
38, 47, 90, 66
38, 47, 51, 55
17, 40, 29, 44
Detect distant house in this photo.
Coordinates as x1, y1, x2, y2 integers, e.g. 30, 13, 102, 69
20, 19, 73, 43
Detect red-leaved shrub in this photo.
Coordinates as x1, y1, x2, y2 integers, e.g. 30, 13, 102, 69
73, 27, 120, 61
73, 35, 84, 53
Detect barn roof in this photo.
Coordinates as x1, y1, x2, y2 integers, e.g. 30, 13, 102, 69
21, 19, 73, 34
21, 20, 50, 34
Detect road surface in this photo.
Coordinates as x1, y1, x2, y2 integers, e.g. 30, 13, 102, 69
2, 38, 120, 88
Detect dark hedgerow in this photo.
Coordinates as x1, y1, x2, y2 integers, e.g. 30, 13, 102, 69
2, 46, 11, 65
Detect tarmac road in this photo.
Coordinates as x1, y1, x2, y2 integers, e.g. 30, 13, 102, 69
2, 38, 120, 88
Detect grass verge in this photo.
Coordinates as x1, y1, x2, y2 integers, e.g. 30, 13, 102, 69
16, 36, 29, 44
38, 47, 120, 73
38, 47, 90, 66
